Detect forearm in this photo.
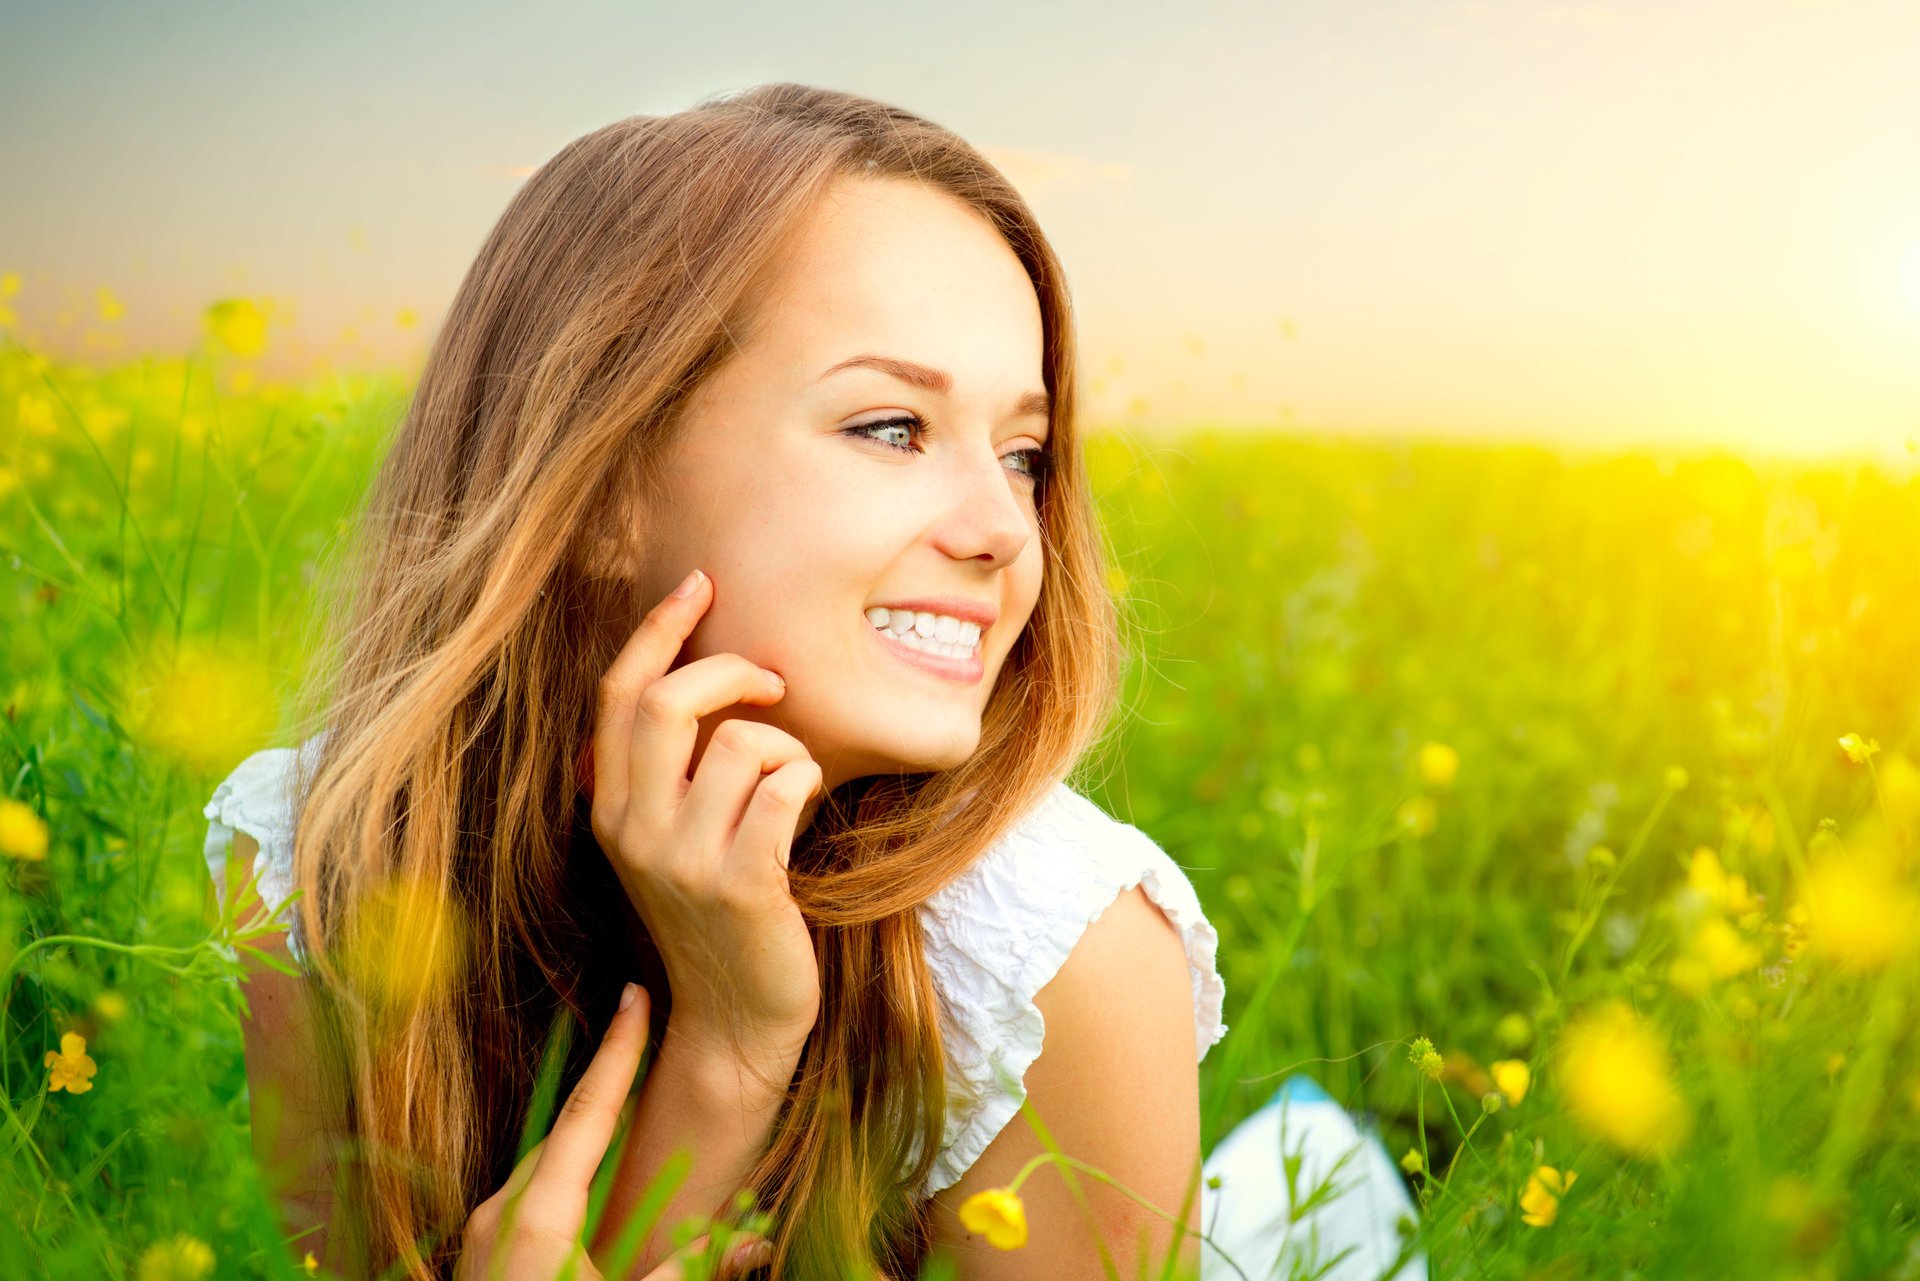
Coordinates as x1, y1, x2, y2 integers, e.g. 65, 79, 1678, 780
590, 1022, 798, 1278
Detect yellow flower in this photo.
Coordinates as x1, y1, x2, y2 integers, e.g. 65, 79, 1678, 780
1399, 1148, 1424, 1175
96, 287, 125, 323
1799, 845, 1919, 972
44, 1031, 98, 1094
1519, 1165, 1577, 1227
1879, 752, 1920, 841
1667, 954, 1712, 999
0, 270, 18, 327
0, 797, 49, 860
1664, 766, 1689, 792
16, 390, 57, 437
959, 1187, 1028, 1250
1395, 795, 1438, 838
204, 298, 268, 358
1556, 1000, 1687, 1156
1417, 742, 1459, 789
137, 1234, 216, 1281
302, 1251, 320, 1275
1689, 914, 1762, 980
122, 636, 279, 777
1837, 733, 1881, 765
395, 307, 419, 329
1686, 847, 1757, 916
341, 873, 469, 1016
1490, 1059, 1531, 1106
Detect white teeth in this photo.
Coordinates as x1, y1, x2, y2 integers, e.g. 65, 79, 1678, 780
864, 606, 983, 659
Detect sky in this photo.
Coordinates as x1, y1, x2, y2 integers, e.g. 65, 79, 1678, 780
4, 0, 1918, 462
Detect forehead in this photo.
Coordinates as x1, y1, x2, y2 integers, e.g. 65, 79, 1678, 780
742, 175, 1044, 384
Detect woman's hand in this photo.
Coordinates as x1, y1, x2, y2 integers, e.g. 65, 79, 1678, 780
454, 983, 773, 1281
586, 567, 824, 1070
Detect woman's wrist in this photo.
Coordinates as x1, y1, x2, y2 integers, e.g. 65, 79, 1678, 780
657, 1016, 807, 1121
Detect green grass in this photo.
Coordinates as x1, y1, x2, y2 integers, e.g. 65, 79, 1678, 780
3, 334, 1917, 1279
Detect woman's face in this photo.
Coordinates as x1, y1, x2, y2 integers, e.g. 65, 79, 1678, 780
635, 174, 1051, 801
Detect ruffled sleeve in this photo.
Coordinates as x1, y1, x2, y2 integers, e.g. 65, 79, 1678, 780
914, 783, 1229, 1198
201, 730, 329, 969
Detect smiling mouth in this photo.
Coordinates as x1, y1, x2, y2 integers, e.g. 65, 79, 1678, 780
865, 615, 985, 684
862, 606, 984, 661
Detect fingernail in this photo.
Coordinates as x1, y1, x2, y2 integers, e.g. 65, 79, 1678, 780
619, 982, 639, 1012
764, 669, 785, 689
671, 569, 703, 598
727, 1239, 772, 1270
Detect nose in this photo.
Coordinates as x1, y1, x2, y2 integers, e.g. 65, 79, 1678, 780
928, 440, 1036, 567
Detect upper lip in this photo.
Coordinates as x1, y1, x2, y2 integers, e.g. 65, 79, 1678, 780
869, 596, 999, 630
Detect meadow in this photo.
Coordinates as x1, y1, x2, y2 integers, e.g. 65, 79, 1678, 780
2, 299, 1918, 1280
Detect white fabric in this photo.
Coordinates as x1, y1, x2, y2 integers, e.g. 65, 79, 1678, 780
913, 780, 1228, 1197
201, 740, 1424, 1280
201, 731, 331, 966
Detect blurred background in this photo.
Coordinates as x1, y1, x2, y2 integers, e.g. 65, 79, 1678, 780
5, 4, 1920, 1279
4, 0, 1917, 461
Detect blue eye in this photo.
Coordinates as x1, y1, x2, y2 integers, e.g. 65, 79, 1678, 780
844, 413, 1055, 488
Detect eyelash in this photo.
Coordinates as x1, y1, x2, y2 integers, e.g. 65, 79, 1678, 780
844, 413, 1056, 488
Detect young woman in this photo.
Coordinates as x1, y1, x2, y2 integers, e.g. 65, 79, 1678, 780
200, 84, 1421, 1281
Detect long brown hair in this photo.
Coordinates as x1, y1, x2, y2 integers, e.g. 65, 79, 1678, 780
281, 83, 1127, 1279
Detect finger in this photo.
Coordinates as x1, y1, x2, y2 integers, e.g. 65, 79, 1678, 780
624, 654, 790, 825
527, 983, 653, 1211
678, 719, 813, 851
640, 1231, 773, 1281
727, 758, 824, 876
592, 569, 715, 812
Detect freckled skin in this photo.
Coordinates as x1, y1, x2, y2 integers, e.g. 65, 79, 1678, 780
635, 175, 1051, 809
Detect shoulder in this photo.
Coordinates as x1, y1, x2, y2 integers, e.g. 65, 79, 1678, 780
913, 781, 1228, 1197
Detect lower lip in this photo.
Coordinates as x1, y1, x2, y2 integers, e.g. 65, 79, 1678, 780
867, 624, 985, 684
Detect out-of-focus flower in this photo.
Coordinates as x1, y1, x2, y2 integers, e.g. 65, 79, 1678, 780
1417, 742, 1459, 789
1879, 752, 1919, 844
1396, 795, 1438, 838
123, 636, 279, 777
1556, 1000, 1687, 1156
15, 391, 57, 437
1664, 766, 1689, 792
959, 1187, 1028, 1250
0, 270, 19, 327
340, 872, 469, 1016
395, 308, 419, 329
0, 797, 49, 860
137, 1234, 215, 1281
1494, 1011, 1533, 1050
1400, 1148, 1424, 1175
1799, 842, 1919, 972
96, 287, 125, 322
204, 298, 268, 358
1519, 1165, 1577, 1227
1690, 915, 1763, 980
1490, 1059, 1531, 1107
1686, 847, 1758, 916
44, 1032, 97, 1094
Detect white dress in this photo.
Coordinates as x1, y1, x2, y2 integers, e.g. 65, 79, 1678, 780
203, 736, 1425, 1281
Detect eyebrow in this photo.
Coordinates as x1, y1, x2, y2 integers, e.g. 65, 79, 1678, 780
818, 354, 1052, 421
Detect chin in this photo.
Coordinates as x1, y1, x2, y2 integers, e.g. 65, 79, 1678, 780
839, 723, 981, 777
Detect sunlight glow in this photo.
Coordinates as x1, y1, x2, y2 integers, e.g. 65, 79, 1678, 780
1903, 243, 1920, 313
